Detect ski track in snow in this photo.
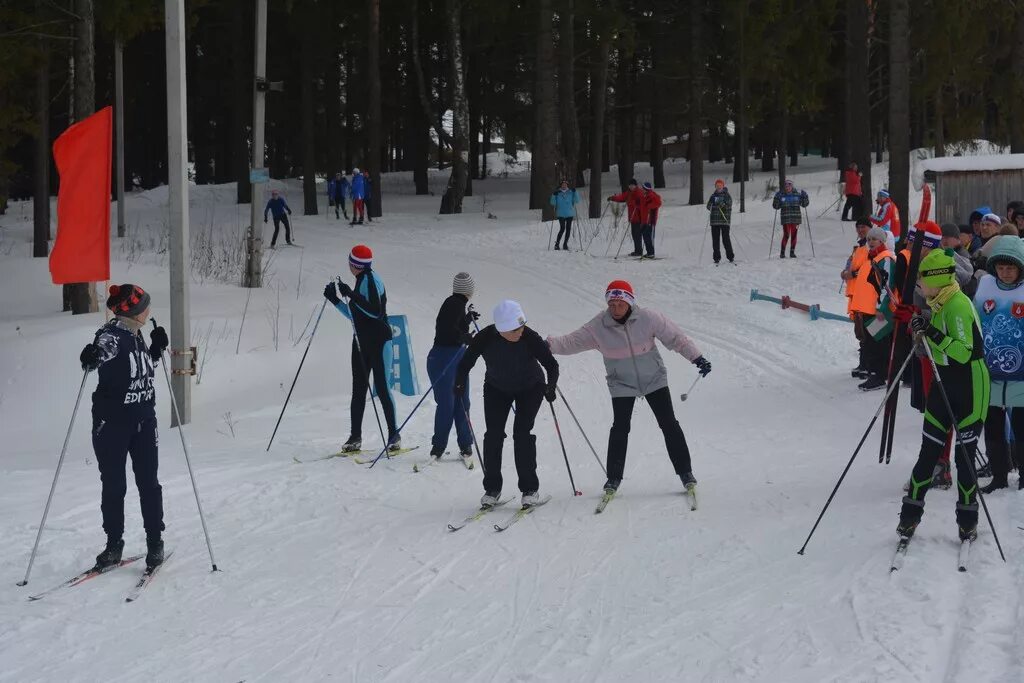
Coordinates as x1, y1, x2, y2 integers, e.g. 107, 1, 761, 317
2, 158, 1023, 681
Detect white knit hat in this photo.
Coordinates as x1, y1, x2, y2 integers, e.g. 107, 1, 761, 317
493, 300, 527, 333
453, 272, 475, 297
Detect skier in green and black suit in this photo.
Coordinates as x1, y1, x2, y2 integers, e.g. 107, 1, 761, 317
898, 248, 990, 543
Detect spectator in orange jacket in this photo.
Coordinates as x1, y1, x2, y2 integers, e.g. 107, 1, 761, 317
842, 162, 863, 221
640, 181, 662, 258
609, 178, 646, 257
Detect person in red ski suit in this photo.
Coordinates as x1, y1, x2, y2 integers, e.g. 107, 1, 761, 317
640, 182, 662, 257
608, 179, 646, 257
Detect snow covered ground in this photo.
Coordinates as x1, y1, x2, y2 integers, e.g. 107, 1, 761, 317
1, 156, 1022, 682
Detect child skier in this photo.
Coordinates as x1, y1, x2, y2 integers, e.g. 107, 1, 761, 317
427, 272, 479, 463
78, 284, 167, 570
454, 300, 559, 508
772, 179, 810, 258
550, 180, 580, 251
323, 244, 400, 452
706, 179, 734, 264
546, 280, 711, 494
899, 249, 989, 543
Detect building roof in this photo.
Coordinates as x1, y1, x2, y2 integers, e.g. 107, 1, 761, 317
913, 153, 1024, 189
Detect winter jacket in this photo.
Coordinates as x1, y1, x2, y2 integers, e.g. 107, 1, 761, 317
433, 293, 472, 347
925, 289, 986, 368
707, 188, 732, 226
870, 199, 901, 239
550, 188, 580, 218
90, 319, 158, 419
845, 240, 869, 316
952, 248, 976, 298
609, 188, 646, 224
327, 177, 350, 201
974, 237, 1024, 406
772, 188, 809, 225
264, 196, 291, 220
844, 169, 862, 197
350, 173, 366, 200
851, 247, 894, 317
334, 267, 391, 344
455, 325, 558, 395
547, 306, 701, 398
642, 189, 662, 226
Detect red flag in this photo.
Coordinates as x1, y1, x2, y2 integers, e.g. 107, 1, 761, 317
49, 107, 112, 284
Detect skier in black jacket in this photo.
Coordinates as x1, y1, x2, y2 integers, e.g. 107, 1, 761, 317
79, 284, 167, 571
454, 300, 559, 508
427, 273, 479, 462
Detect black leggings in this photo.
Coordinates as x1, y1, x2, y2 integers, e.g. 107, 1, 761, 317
842, 194, 863, 221
556, 217, 573, 247
271, 215, 291, 245
983, 406, 1024, 479
607, 386, 692, 481
481, 382, 545, 494
93, 413, 164, 540
350, 336, 397, 439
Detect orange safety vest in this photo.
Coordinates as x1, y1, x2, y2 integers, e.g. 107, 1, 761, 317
846, 244, 870, 315
851, 248, 895, 315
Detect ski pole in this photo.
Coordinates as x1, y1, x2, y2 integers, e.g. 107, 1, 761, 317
461, 396, 486, 472
367, 349, 464, 468
698, 214, 710, 265
549, 401, 582, 496
768, 208, 778, 258
613, 219, 631, 259
804, 207, 816, 257
267, 299, 327, 451
604, 204, 621, 257
555, 387, 606, 475
18, 369, 90, 587
797, 340, 920, 555
921, 337, 1006, 562
151, 319, 219, 572
679, 375, 701, 401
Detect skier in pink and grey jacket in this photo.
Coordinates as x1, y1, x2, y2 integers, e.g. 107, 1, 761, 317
546, 280, 711, 494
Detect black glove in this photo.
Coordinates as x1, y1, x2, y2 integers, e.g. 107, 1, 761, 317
910, 314, 945, 344
459, 332, 474, 346
466, 308, 481, 322
337, 281, 353, 299
264, 217, 268, 223
149, 326, 169, 359
544, 384, 557, 403
453, 382, 466, 398
80, 343, 102, 371
694, 356, 712, 377
323, 282, 341, 305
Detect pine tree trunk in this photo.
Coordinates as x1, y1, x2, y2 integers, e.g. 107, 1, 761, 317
687, 0, 703, 206
847, 0, 871, 201
233, 0, 251, 204
300, 3, 318, 215
34, 23, 50, 259
67, 0, 96, 314
888, 0, 910, 226
615, 46, 634, 190
934, 86, 945, 157
557, 0, 580, 186
588, 31, 610, 218
367, 0, 383, 217
1011, 8, 1024, 153
530, 0, 558, 219
443, 0, 469, 214
777, 107, 788, 193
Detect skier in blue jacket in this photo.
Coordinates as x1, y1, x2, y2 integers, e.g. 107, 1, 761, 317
327, 173, 350, 221
549, 180, 580, 250
263, 189, 293, 247
350, 168, 366, 225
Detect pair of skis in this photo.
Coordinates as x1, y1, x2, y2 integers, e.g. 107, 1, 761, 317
447, 496, 552, 532
889, 536, 972, 573
594, 485, 697, 514
27, 551, 173, 602
292, 445, 419, 464
412, 451, 474, 473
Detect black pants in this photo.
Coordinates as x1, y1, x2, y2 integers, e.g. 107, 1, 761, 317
841, 194, 863, 221
92, 412, 164, 540
629, 221, 643, 254
556, 217, 573, 247
854, 314, 887, 376
901, 363, 986, 529
350, 336, 398, 439
481, 382, 545, 494
271, 215, 291, 245
333, 196, 348, 220
640, 223, 655, 256
711, 224, 734, 262
607, 386, 692, 481
983, 406, 1024, 480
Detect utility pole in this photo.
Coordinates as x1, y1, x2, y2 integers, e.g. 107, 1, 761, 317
165, 0, 191, 425
114, 37, 126, 238
739, 2, 746, 214
244, 0, 268, 289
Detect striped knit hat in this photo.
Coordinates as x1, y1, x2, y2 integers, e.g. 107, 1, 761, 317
453, 272, 475, 297
877, 189, 890, 200
605, 280, 635, 307
906, 220, 942, 249
349, 244, 372, 270
106, 284, 151, 317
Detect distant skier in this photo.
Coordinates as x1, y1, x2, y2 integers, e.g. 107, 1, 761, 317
454, 300, 559, 508
427, 272, 479, 463
706, 178, 734, 264
897, 248, 989, 543
772, 179, 809, 258
78, 284, 167, 571
608, 178, 646, 257
640, 182, 662, 258
550, 179, 579, 251
264, 188, 293, 247
841, 162, 863, 221
546, 280, 711, 495
322, 244, 400, 452
350, 168, 366, 225
327, 172, 350, 221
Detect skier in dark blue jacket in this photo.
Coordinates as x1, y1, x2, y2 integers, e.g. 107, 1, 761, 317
79, 284, 168, 571
327, 173, 350, 221
263, 189, 293, 247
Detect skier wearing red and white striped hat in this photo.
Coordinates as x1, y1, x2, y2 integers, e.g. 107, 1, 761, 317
546, 280, 711, 494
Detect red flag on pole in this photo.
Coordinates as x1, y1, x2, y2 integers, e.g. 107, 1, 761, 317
49, 106, 112, 285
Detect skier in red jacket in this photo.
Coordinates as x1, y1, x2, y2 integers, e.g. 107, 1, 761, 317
609, 178, 646, 256
842, 162, 863, 221
640, 181, 662, 258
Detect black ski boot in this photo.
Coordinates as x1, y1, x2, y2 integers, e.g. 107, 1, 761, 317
145, 536, 165, 570
858, 374, 886, 391
553, 244, 560, 251
628, 251, 642, 257
981, 476, 1008, 494
779, 249, 786, 259
958, 524, 977, 542
387, 433, 402, 453
896, 518, 918, 539
851, 365, 869, 379
603, 478, 621, 493
95, 537, 124, 569
341, 436, 362, 453
680, 472, 697, 490
430, 445, 444, 459
459, 445, 473, 458
790, 250, 797, 258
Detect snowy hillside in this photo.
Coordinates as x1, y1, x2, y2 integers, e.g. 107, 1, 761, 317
1, 158, 1022, 682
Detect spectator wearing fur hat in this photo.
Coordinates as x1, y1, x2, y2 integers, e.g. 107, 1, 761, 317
546, 281, 710, 495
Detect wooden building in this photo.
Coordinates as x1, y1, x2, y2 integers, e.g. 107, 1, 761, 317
916, 154, 1024, 224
